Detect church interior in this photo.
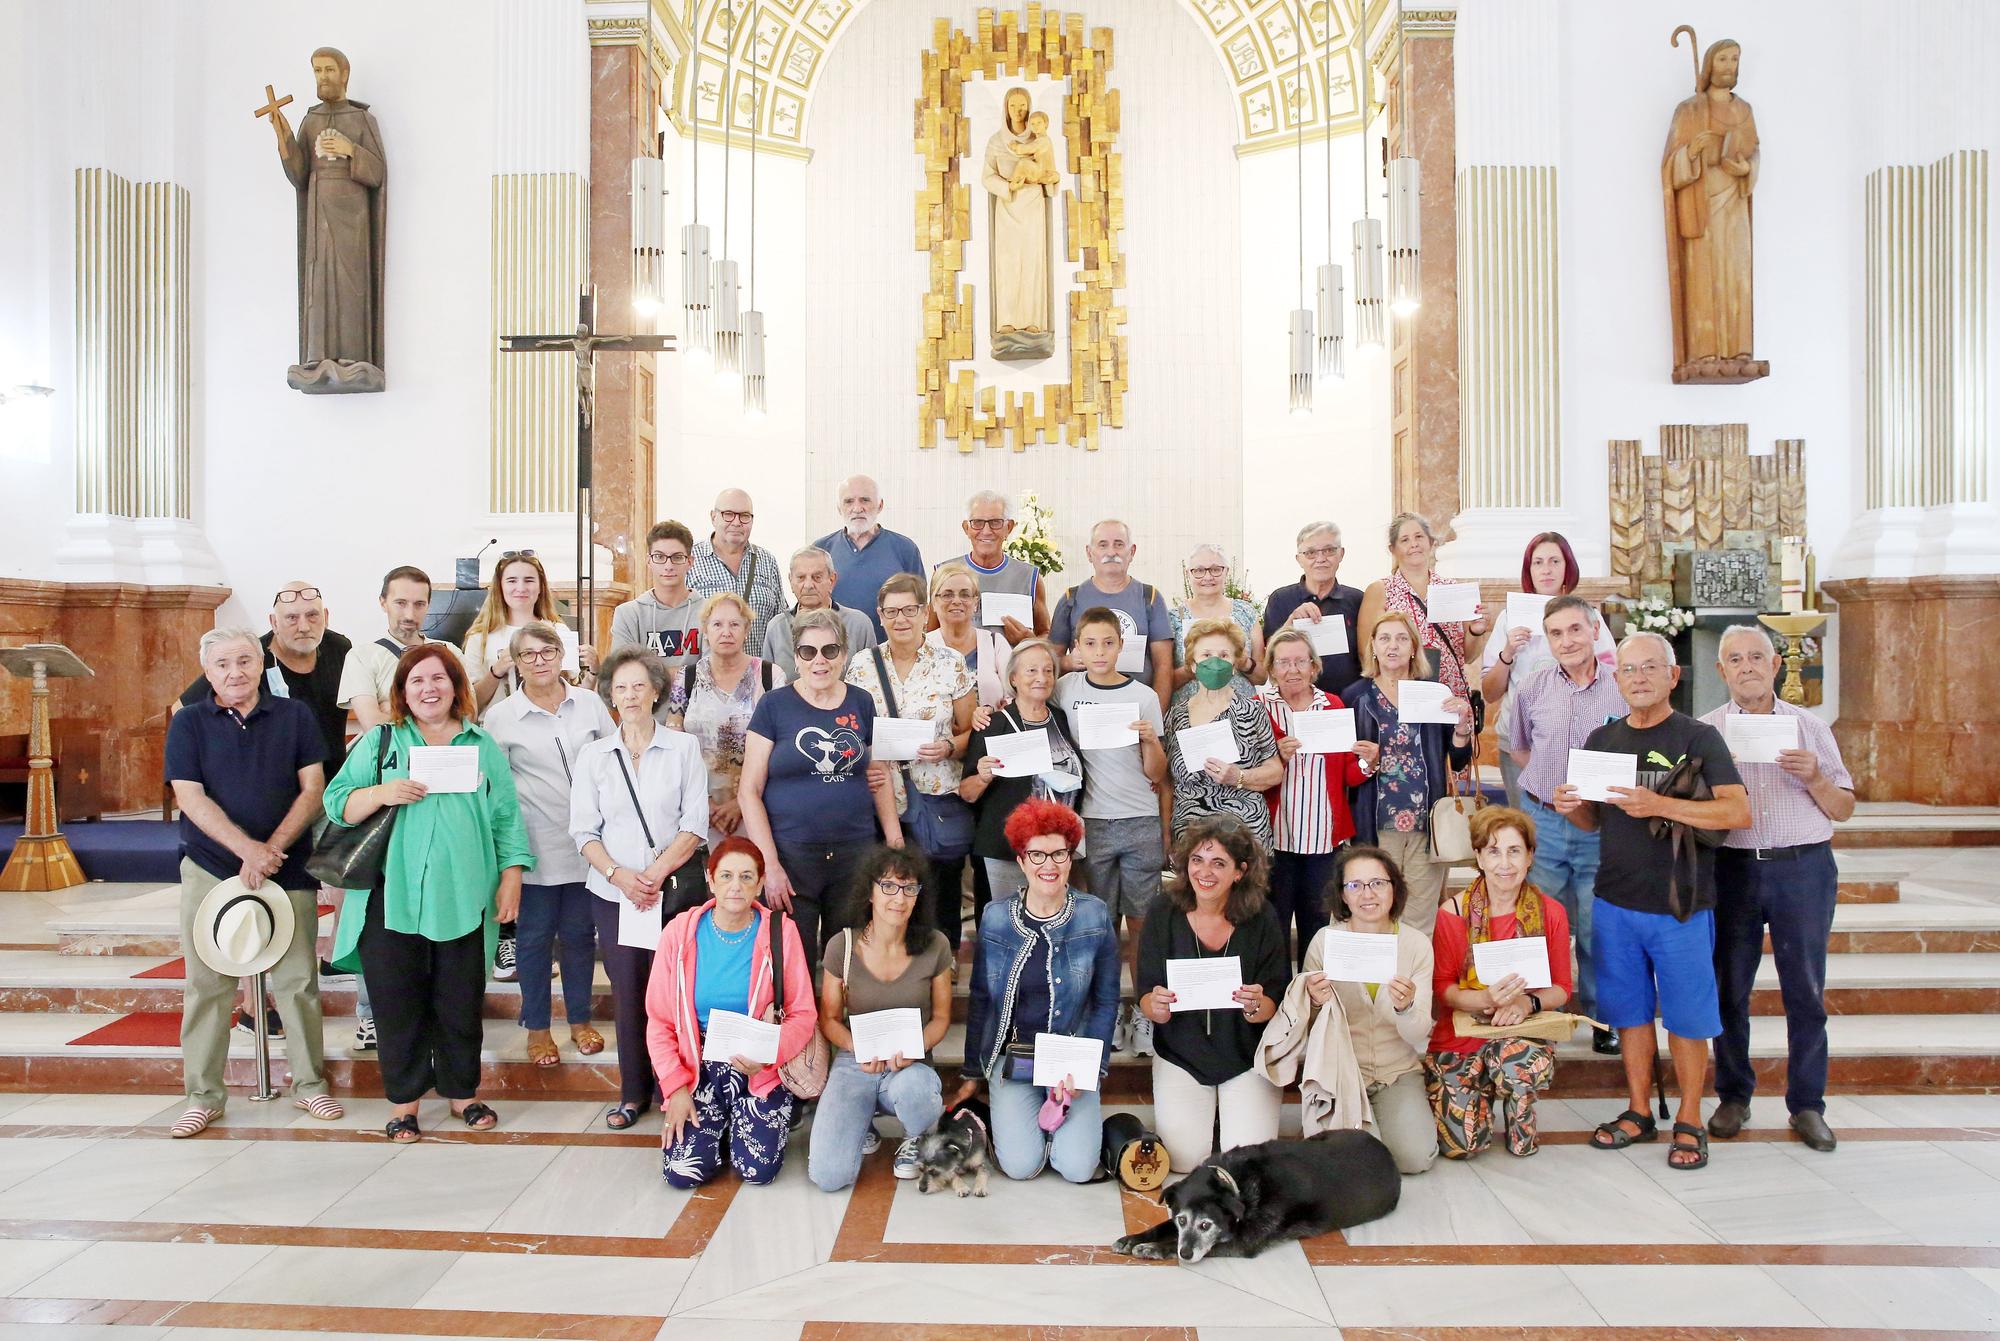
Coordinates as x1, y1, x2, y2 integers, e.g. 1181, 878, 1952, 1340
1, 0, 1999, 1336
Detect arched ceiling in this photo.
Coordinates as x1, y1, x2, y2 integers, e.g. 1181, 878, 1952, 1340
662, 0, 1370, 153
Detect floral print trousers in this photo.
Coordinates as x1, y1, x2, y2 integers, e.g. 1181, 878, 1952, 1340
1424, 1038, 1555, 1159
663, 1059, 796, 1187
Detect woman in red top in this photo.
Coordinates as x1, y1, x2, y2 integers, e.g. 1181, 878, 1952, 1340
1427, 806, 1573, 1159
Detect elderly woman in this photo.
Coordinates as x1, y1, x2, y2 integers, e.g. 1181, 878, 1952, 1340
1428, 806, 1573, 1160
1133, 817, 1287, 1171
960, 640, 1084, 905
1343, 611, 1474, 933
572, 647, 710, 1129
928, 562, 1008, 709
1479, 532, 1617, 807
1165, 619, 1283, 846
1256, 628, 1366, 966
849, 573, 977, 951
464, 550, 592, 712
1298, 846, 1437, 1174
956, 798, 1120, 1183
1356, 511, 1490, 703
645, 837, 818, 1187
670, 592, 785, 847
809, 845, 955, 1190
740, 607, 903, 978
1169, 543, 1264, 692
484, 621, 615, 1067
325, 644, 531, 1140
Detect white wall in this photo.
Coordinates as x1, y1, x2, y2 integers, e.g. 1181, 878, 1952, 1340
0, 0, 61, 577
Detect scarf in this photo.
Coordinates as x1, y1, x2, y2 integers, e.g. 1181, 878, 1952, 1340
1455, 875, 1545, 993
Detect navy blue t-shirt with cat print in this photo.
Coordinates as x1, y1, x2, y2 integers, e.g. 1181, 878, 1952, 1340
746, 683, 879, 845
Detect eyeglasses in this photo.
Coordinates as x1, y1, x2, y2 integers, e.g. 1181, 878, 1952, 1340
517, 647, 561, 664
1021, 848, 1073, 867
966, 518, 1010, 532
879, 604, 922, 621
1616, 661, 1674, 678
499, 549, 536, 561
1187, 565, 1226, 579
648, 550, 691, 567
1342, 878, 1394, 894
875, 879, 921, 898
715, 509, 754, 525
1271, 658, 1314, 673
795, 642, 841, 662
1298, 545, 1342, 560
272, 587, 323, 605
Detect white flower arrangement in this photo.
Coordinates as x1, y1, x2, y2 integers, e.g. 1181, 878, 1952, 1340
1003, 490, 1066, 576
1628, 595, 1694, 637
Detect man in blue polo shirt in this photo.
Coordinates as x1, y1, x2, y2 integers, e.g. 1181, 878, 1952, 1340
816, 474, 924, 637
163, 627, 342, 1137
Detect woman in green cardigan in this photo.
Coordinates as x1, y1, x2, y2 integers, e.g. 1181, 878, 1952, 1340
325, 644, 533, 1141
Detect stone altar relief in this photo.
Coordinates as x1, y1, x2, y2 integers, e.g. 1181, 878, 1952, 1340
981, 86, 1061, 360
1607, 428, 1804, 602
261, 47, 387, 394
1661, 29, 1768, 386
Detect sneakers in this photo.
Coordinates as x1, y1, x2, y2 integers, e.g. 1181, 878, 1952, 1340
352, 1016, 377, 1052
234, 1007, 284, 1039
1113, 1003, 1133, 1053
1127, 1010, 1155, 1058
861, 1126, 882, 1154
893, 1136, 921, 1179
493, 937, 518, 982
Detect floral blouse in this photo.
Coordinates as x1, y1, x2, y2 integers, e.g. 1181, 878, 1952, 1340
1169, 597, 1260, 666
1166, 681, 1278, 848
846, 641, 975, 810
679, 656, 784, 844
1366, 682, 1430, 835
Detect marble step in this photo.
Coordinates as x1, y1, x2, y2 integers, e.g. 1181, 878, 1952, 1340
1832, 804, 2000, 849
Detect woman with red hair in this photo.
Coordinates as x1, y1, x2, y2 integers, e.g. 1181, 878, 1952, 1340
644, 836, 819, 1188
954, 798, 1121, 1182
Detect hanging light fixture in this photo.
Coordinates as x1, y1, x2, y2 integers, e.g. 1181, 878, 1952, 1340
1314, 20, 1342, 378
1351, 14, 1385, 349
1287, 22, 1313, 416
681, 2, 713, 365
712, 3, 743, 384
742, 0, 767, 418
1385, 0, 1421, 317
631, 22, 668, 318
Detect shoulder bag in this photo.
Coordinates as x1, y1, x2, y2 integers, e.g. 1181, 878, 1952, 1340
1429, 761, 1482, 865
305, 725, 399, 890
871, 647, 975, 860
767, 905, 830, 1098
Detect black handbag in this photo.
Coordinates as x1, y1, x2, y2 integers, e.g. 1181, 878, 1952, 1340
1648, 752, 1727, 922
871, 647, 975, 860
305, 725, 398, 890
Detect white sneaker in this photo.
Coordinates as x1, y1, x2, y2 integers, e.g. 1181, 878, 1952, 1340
893, 1137, 921, 1179
1128, 1011, 1155, 1058
1113, 1002, 1133, 1053
493, 938, 518, 982
861, 1126, 882, 1154
352, 1016, 377, 1053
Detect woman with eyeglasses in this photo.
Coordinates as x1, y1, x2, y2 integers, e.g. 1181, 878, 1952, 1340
848, 573, 977, 952
960, 640, 1084, 909
955, 798, 1119, 1183
1165, 619, 1283, 847
739, 608, 903, 980
927, 562, 1008, 709
465, 551, 593, 714
1168, 542, 1264, 693
1295, 846, 1438, 1174
670, 592, 785, 847
808, 845, 955, 1190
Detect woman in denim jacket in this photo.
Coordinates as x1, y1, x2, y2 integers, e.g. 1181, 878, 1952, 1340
952, 798, 1120, 1182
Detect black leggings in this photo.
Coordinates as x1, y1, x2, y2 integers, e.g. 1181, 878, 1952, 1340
357, 887, 486, 1104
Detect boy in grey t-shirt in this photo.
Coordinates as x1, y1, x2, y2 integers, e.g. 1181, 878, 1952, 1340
1055, 607, 1169, 1054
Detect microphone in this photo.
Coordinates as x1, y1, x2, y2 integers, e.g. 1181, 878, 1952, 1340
457, 538, 499, 589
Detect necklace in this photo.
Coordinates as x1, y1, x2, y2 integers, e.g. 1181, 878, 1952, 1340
708, 912, 754, 944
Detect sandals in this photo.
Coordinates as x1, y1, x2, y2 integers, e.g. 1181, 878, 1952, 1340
605, 1102, 648, 1130
455, 1101, 499, 1131
384, 1114, 421, 1143
526, 1030, 561, 1068
571, 1024, 605, 1056
1667, 1121, 1709, 1171
1589, 1108, 1659, 1150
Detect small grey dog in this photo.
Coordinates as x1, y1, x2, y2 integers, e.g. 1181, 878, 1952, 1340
915, 1101, 991, 1197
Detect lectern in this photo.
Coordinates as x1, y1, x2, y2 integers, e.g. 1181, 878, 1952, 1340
0, 645, 95, 891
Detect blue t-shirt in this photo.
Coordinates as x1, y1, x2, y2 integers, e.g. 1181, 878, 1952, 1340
164, 694, 329, 888
1048, 579, 1174, 687
746, 683, 879, 845
817, 527, 926, 638
693, 909, 757, 1030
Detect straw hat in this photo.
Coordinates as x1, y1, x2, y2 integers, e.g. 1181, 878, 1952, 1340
190, 876, 295, 978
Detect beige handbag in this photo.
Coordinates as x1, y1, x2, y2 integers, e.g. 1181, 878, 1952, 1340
1429, 766, 1481, 864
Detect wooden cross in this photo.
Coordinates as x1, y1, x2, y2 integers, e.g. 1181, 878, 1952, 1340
500, 289, 675, 644
253, 85, 293, 122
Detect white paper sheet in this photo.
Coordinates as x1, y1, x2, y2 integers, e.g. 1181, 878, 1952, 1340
1397, 680, 1459, 725
1424, 580, 1484, 625
988, 728, 1053, 777
1505, 592, 1551, 639
1288, 708, 1357, 755
1294, 615, 1349, 657
1566, 747, 1638, 802
408, 745, 480, 794
980, 592, 1031, 629
1117, 632, 1147, 674
1075, 702, 1141, 751
701, 1009, 782, 1065
1471, 935, 1553, 991
1031, 1033, 1104, 1090
848, 1007, 927, 1063
1174, 718, 1240, 777
1165, 956, 1243, 1011
871, 716, 935, 762
1316, 930, 1401, 984
617, 898, 662, 950
1724, 712, 1800, 765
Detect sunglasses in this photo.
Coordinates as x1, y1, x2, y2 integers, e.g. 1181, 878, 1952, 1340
273, 587, 323, 604
795, 642, 841, 662
966, 518, 1009, 532
499, 549, 536, 561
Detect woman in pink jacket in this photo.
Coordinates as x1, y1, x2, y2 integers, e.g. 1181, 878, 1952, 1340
646, 836, 819, 1187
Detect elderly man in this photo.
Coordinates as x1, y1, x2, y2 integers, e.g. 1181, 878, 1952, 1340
610, 520, 703, 679
689, 488, 785, 656
1700, 626, 1854, 1152
336, 565, 464, 731
933, 488, 1048, 645
1048, 519, 1174, 709
815, 474, 925, 637
1260, 521, 1365, 694
764, 545, 878, 679
163, 628, 343, 1137
1555, 631, 1748, 1171
179, 582, 351, 765
1506, 594, 1628, 1053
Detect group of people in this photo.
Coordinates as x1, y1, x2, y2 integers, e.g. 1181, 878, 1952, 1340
162, 482, 1854, 1190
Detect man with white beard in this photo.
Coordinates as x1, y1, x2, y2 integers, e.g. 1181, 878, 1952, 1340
816, 474, 925, 638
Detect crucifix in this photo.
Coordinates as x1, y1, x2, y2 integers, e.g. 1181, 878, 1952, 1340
500, 288, 675, 645
251, 84, 293, 124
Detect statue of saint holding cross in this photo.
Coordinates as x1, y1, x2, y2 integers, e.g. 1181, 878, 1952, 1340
257, 47, 387, 394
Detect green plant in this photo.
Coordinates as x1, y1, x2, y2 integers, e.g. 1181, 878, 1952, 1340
1003, 490, 1066, 576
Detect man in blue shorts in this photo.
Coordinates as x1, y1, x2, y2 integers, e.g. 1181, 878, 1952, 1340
1553, 631, 1748, 1171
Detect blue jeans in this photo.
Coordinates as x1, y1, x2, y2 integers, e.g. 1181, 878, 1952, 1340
1713, 844, 1838, 1115
808, 1050, 945, 1191
988, 1073, 1104, 1183
1522, 793, 1599, 1018
514, 881, 597, 1032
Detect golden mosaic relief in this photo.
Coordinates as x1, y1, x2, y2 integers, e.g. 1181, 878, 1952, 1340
914, 6, 1127, 452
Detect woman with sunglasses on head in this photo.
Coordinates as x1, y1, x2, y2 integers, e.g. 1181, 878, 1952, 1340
808, 845, 955, 1190
465, 550, 594, 714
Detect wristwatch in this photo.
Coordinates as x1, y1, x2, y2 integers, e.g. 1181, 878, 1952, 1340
1526, 992, 1543, 1016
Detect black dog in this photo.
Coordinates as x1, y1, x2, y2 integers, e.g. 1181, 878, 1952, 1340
1112, 1130, 1401, 1262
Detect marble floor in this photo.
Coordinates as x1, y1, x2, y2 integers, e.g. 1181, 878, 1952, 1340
0, 1090, 1994, 1339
